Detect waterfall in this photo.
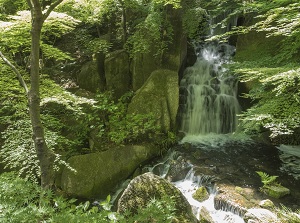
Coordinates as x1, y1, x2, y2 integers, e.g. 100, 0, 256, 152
180, 42, 240, 135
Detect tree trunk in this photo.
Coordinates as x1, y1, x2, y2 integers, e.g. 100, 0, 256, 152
28, 0, 55, 189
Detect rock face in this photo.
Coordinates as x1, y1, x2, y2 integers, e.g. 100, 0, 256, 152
117, 172, 198, 223
128, 69, 179, 132
60, 144, 160, 199
104, 50, 131, 99
77, 61, 101, 93
131, 51, 161, 91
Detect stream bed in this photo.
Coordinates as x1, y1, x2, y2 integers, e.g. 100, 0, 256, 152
147, 134, 300, 222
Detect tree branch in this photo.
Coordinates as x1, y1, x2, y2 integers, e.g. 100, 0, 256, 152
43, 0, 64, 20
0, 51, 29, 94
26, 0, 33, 10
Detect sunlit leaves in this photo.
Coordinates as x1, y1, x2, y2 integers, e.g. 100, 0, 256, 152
0, 10, 79, 61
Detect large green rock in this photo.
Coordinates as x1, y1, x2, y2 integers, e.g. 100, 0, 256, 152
127, 69, 179, 132
131, 51, 161, 91
104, 50, 130, 99
117, 172, 198, 223
60, 144, 160, 199
162, 5, 187, 73
77, 61, 101, 93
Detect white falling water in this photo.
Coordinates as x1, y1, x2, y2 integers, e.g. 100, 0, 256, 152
180, 43, 240, 135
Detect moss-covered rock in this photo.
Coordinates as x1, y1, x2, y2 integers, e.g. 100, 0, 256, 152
131, 51, 161, 91
127, 69, 179, 132
77, 61, 101, 93
60, 144, 160, 199
117, 172, 198, 223
263, 185, 290, 199
104, 50, 130, 99
192, 186, 209, 202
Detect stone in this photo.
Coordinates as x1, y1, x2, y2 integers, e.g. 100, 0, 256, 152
214, 183, 257, 217
117, 172, 198, 223
244, 208, 279, 223
127, 69, 179, 132
263, 185, 290, 199
259, 199, 275, 209
131, 51, 161, 91
165, 156, 191, 182
60, 144, 160, 199
104, 50, 130, 99
77, 61, 101, 93
192, 186, 209, 202
199, 207, 215, 223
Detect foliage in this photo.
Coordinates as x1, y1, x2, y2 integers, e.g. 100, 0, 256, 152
276, 205, 300, 223
85, 91, 160, 146
125, 11, 173, 57
0, 0, 27, 20
256, 171, 279, 187
0, 10, 78, 64
122, 196, 177, 223
0, 118, 77, 182
0, 172, 177, 223
182, 7, 208, 40
235, 65, 300, 138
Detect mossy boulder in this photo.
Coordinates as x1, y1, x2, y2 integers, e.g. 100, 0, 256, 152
127, 69, 179, 132
77, 61, 101, 93
192, 186, 209, 202
60, 144, 160, 199
117, 172, 198, 223
263, 185, 290, 199
131, 51, 161, 91
104, 50, 130, 99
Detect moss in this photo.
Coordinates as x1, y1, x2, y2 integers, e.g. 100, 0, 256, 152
263, 185, 290, 199
192, 186, 209, 202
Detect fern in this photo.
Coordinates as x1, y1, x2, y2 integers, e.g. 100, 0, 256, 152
256, 171, 279, 187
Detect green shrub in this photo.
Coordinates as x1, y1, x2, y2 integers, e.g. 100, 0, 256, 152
0, 172, 177, 223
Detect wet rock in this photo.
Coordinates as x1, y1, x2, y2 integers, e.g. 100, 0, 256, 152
193, 186, 209, 202
117, 172, 198, 223
214, 183, 258, 217
199, 207, 215, 223
263, 184, 290, 199
244, 208, 279, 223
166, 156, 191, 182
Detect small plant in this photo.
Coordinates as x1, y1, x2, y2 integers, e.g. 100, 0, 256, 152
256, 171, 290, 199
256, 171, 279, 187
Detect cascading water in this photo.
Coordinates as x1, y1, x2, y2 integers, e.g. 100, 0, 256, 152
180, 43, 240, 135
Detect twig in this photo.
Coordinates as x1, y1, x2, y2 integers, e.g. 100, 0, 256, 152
0, 51, 29, 94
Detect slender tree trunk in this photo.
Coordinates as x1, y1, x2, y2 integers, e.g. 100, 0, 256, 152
28, 0, 55, 189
